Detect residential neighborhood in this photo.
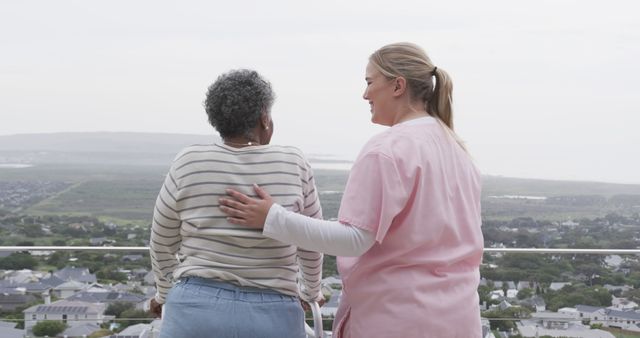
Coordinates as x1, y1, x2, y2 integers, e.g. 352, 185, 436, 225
0, 265, 156, 338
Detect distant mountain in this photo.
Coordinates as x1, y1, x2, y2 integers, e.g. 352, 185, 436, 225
2, 133, 640, 198
482, 175, 640, 198
0, 132, 219, 166
0, 132, 218, 154
0, 132, 354, 168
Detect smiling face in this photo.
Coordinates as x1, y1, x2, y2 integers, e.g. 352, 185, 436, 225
363, 62, 397, 126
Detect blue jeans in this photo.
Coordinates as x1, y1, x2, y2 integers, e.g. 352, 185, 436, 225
159, 277, 305, 338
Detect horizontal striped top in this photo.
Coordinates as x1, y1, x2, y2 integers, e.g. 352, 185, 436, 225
150, 143, 323, 303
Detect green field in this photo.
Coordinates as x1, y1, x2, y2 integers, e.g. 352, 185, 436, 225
603, 327, 640, 338
2, 163, 640, 222
28, 179, 162, 221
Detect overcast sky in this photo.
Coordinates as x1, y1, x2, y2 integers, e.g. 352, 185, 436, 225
1, 0, 639, 184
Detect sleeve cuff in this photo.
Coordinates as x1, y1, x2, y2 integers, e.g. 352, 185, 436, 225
263, 203, 286, 239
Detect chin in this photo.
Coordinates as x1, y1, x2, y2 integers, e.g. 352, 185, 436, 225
371, 117, 390, 127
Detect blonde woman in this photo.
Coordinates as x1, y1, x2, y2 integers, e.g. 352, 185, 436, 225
220, 43, 484, 338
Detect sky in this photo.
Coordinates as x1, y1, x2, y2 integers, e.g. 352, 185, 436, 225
1, 0, 639, 184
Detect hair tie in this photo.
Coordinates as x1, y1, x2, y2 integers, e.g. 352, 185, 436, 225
432, 66, 437, 75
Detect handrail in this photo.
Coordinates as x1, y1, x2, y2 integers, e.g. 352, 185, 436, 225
484, 248, 640, 254
3, 246, 640, 255
0, 246, 149, 252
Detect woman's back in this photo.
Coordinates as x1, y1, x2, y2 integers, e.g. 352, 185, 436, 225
336, 117, 483, 337
151, 142, 322, 300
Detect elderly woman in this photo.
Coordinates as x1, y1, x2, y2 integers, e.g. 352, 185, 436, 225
149, 69, 323, 338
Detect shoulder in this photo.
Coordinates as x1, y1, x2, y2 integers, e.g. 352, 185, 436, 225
171, 143, 216, 163
358, 127, 420, 160
267, 144, 306, 157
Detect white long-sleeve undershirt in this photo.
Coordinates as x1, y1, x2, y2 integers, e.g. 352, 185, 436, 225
263, 204, 375, 256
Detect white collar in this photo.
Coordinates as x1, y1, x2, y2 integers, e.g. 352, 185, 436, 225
396, 116, 437, 127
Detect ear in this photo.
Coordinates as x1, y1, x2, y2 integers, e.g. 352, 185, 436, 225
260, 111, 271, 129
392, 77, 407, 97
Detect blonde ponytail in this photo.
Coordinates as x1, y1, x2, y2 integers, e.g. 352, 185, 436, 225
370, 42, 467, 152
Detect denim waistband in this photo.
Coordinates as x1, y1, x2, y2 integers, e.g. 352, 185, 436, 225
178, 276, 292, 297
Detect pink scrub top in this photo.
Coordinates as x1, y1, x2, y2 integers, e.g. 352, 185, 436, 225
335, 117, 484, 338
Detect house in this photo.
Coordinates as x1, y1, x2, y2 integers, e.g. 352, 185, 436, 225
577, 304, 608, 323
122, 254, 144, 262
52, 280, 86, 298
576, 305, 640, 331
67, 291, 146, 309
516, 322, 615, 338
520, 295, 546, 312
605, 255, 623, 268
54, 266, 97, 284
517, 281, 536, 291
113, 282, 135, 293
604, 284, 633, 293
603, 309, 640, 331
321, 290, 341, 317
132, 268, 149, 280
322, 276, 342, 289
3, 269, 43, 284
0, 293, 37, 311
549, 282, 570, 291
40, 274, 66, 288
18, 281, 52, 295
558, 307, 579, 318
23, 299, 111, 335
84, 283, 110, 293
489, 290, 504, 300
611, 296, 638, 310
530, 311, 578, 329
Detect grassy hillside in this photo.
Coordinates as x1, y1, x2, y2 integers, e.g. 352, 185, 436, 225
1, 132, 639, 222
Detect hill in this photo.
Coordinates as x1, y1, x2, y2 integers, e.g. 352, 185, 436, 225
1, 132, 639, 222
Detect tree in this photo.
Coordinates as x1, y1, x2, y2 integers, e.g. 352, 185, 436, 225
96, 266, 127, 283
483, 307, 531, 331
89, 329, 114, 338
21, 223, 44, 237
32, 320, 67, 337
0, 252, 38, 270
118, 309, 153, 330
517, 288, 533, 300
47, 251, 70, 269
543, 284, 612, 311
105, 302, 134, 317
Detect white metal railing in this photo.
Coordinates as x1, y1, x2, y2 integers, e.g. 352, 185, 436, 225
483, 248, 640, 255
4, 246, 640, 254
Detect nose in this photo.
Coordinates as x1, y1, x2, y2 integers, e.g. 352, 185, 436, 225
362, 88, 368, 100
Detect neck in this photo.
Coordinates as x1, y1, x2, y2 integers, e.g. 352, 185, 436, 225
394, 108, 429, 125
223, 136, 261, 148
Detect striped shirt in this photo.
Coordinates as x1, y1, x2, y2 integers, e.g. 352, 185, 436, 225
150, 143, 323, 303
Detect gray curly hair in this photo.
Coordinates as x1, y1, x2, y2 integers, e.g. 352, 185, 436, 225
204, 69, 275, 138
